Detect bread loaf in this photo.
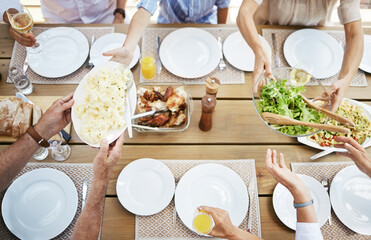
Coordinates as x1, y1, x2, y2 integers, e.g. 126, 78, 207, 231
32, 105, 42, 125
12, 102, 33, 138
0, 98, 22, 136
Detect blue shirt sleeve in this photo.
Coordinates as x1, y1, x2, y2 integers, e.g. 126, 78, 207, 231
0, 0, 22, 23
137, 0, 160, 16
215, 0, 230, 9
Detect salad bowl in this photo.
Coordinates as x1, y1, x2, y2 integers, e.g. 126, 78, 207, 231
252, 67, 330, 138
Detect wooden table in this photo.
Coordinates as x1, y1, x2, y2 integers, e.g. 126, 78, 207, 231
1, 23, 371, 240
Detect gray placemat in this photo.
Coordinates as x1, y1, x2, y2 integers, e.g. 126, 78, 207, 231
135, 159, 261, 240
0, 162, 94, 239
262, 28, 367, 87
291, 161, 370, 240
141, 27, 245, 85
8, 26, 114, 84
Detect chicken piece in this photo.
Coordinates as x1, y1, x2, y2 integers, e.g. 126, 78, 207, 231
166, 94, 185, 112
164, 112, 187, 127
140, 112, 170, 127
143, 90, 159, 102
154, 86, 174, 102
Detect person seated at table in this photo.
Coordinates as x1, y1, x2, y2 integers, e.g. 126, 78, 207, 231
334, 136, 371, 178
0, 93, 124, 240
199, 149, 323, 240
102, 0, 230, 65
1, 0, 128, 47
237, 0, 363, 112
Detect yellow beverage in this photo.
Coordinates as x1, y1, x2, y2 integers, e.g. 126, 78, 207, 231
11, 13, 34, 33
141, 56, 156, 80
290, 68, 311, 86
193, 213, 213, 234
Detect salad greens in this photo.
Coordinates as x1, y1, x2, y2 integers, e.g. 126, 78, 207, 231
259, 79, 323, 135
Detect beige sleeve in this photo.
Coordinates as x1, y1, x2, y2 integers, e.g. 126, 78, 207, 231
338, 0, 361, 25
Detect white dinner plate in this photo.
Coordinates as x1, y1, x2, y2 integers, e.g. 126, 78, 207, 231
330, 165, 371, 235
27, 27, 89, 78
90, 33, 140, 69
223, 32, 271, 71
284, 29, 343, 79
273, 174, 331, 230
2, 168, 78, 240
297, 98, 371, 151
116, 158, 175, 216
359, 35, 371, 73
159, 28, 221, 79
71, 61, 137, 147
175, 164, 248, 235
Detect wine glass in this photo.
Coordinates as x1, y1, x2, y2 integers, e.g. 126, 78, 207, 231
48, 132, 71, 161
6, 7, 44, 54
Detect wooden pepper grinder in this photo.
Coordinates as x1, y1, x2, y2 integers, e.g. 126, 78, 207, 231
205, 76, 221, 96
199, 95, 217, 131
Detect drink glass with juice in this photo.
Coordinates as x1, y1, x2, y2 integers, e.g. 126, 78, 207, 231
192, 210, 215, 235
140, 53, 156, 80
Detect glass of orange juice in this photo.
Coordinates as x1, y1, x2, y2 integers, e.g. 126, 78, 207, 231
192, 210, 215, 235
140, 52, 156, 80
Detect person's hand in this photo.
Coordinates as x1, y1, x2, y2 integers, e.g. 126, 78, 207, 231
34, 93, 74, 140
265, 149, 311, 203
113, 12, 125, 23
334, 136, 371, 178
5, 8, 36, 47
93, 134, 124, 181
103, 47, 134, 66
253, 48, 273, 94
315, 78, 350, 112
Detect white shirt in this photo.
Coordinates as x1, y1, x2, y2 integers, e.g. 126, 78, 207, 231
0, 0, 116, 24
296, 222, 323, 240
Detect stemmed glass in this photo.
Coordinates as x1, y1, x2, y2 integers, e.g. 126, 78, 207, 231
6, 7, 43, 54
48, 132, 72, 161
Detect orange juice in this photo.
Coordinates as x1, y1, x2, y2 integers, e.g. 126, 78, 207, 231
193, 213, 214, 234
141, 56, 156, 79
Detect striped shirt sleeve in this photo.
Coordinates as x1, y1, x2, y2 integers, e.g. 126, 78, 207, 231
137, 0, 160, 15
215, 0, 231, 9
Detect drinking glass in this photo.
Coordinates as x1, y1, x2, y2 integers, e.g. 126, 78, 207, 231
192, 211, 214, 235
6, 7, 43, 54
7, 65, 34, 95
140, 52, 156, 80
49, 132, 71, 161
33, 147, 48, 161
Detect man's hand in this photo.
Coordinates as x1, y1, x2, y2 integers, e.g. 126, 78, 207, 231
316, 78, 349, 112
334, 136, 371, 178
253, 48, 273, 94
103, 47, 134, 66
113, 13, 125, 23
10, 28, 36, 47
34, 93, 74, 140
93, 134, 124, 181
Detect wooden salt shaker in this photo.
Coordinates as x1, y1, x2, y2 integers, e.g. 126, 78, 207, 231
205, 76, 220, 96
199, 95, 216, 131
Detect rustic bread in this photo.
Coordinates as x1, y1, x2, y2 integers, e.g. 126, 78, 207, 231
32, 105, 42, 125
0, 98, 22, 136
12, 102, 33, 138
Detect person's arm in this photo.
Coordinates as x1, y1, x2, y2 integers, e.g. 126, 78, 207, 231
322, 20, 363, 112
71, 134, 124, 240
113, 0, 128, 23
334, 136, 371, 178
198, 206, 262, 240
236, 0, 272, 90
0, 93, 74, 191
103, 7, 152, 65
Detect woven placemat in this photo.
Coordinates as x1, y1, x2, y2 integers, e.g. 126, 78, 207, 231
8, 26, 114, 85
291, 161, 370, 240
135, 159, 261, 240
262, 29, 367, 87
140, 27, 245, 85
0, 162, 94, 239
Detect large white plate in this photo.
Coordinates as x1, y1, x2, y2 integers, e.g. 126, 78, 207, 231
273, 174, 331, 230
90, 33, 140, 69
359, 35, 371, 73
284, 29, 343, 79
297, 98, 371, 151
175, 164, 248, 235
159, 28, 221, 79
330, 165, 371, 235
27, 27, 89, 78
116, 158, 175, 216
71, 61, 136, 147
223, 32, 272, 71
2, 168, 78, 239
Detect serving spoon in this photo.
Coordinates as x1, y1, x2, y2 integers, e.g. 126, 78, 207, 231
261, 112, 350, 134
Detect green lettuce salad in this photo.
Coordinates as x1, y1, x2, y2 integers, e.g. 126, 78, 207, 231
259, 79, 323, 135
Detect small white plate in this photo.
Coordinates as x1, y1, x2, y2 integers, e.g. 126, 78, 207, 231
27, 27, 89, 78
223, 32, 271, 71
297, 98, 371, 151
71, 61, 137, 147
359, 35, 371, 73
90, 33, 140, 69
284, 29, 343, 79
116, 158, 175, 216
273, 174, 331, 230
175, 163, 248, 235
159, 28, 221, 79
330, 165, 371, 235
2, 168, 78, 239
